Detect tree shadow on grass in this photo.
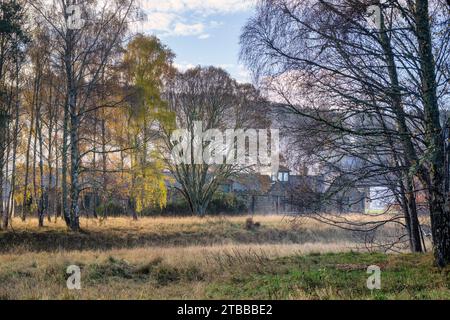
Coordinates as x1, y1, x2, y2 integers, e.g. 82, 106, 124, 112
0, 227, 341, 253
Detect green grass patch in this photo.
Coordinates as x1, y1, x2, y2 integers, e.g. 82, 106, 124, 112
206, 252, 450, 300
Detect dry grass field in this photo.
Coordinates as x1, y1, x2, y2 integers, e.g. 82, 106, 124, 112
0, 214, 447, 300
0, 214, 379, 252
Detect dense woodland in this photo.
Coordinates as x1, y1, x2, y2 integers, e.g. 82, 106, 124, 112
0, 0, 269, 230
1, 0, 450, 268
0, 0, 171, 231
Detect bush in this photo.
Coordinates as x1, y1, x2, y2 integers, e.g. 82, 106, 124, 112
141, 192, 248, 216
141, 198, 191, 216
208, 192, 247, 215
95, 201, 126, 217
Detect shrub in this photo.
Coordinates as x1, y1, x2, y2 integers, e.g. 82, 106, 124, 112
141, 198, 191, 216
141, 192, 248, 216
207, 192, 247, 215
245, 217, 261, 230
95, 201, 126, 217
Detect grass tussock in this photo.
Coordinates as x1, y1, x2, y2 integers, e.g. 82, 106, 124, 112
0, 214, 442, 300
0, 248, 449, 299
0, 214, 413, 253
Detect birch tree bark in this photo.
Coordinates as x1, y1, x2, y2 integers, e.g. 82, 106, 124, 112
414, 0, 450, 266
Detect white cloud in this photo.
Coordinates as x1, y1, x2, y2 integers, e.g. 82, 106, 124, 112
198, 33, 211, 40
236, 64, 252, 83
218, 63, 234, 69
137, 0, 254, 37
208, 20, 224, 28
139, 14, 206, 37
141, 0, 254, 14
174, 62, 197, 71
141, 12, 177, 32
173, 22, 205, 36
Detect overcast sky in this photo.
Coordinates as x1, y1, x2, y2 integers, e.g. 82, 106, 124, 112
135, 0, 255, 83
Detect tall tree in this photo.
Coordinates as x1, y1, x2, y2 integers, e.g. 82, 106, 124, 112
414, 0, 450, 266
0, 0, 28, 229
240, 0, 449, 262
122, 34, 175, 218
161, 67, 270, 216
29, 0, 135, 230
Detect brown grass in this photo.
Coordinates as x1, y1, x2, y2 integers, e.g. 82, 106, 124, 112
0, 214, 435, 299
0, 214, 414, 253
0, 241, 369, 300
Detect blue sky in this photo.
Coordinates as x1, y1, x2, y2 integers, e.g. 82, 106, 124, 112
136, 0, 255, 82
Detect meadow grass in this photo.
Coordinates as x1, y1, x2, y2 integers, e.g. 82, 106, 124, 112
0, 214, 413, 252
0, 214, 444, 300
